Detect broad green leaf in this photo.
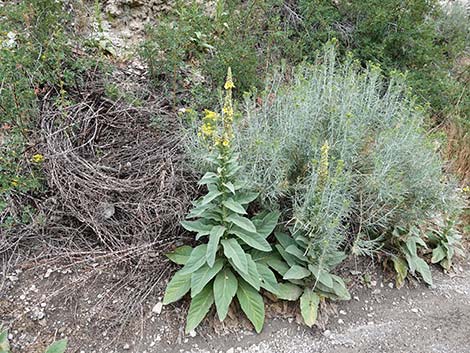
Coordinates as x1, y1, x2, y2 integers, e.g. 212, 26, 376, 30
185, 284, 214, 334
308, 264, 333, 288
191, 259, 224, 297
226, 214, 257, 233
236, 279, 265, 333
231, 254, 261, 290
405, 238, 417, 256
392, 257, 408, 288
415, 258, 433, 286
283, 265, 311, 280
274, 231, 296, 249
267, 258, 290, 276
45, 339, 68, 353
229, 226, 271, 252
252, 211, 280, 238
163, 270, 192, 304
214, 268, 238, 321
187, 203, 212, 218
222, 198, 246, 214
180, 220, 213, 235
221, 238, 248, 274
330, 275, 351, 300
431, 246, 446, 264
256, 262, 279, 295
251, 250, 279, 263
166, 245, 193, 265
206, 226, 226, 267
276, 283, 303, 301
223, 182, 236, 194
198, 172, 218, 185
179, 244, 208, 275
285, 245, 308, 261
300, 289, 320, 327
0, 329, 10, 353
199, 190, 223, 206
234, 191, 259, 205
275, 244, 300, 267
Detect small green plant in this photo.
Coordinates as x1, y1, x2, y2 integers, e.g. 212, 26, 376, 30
390, 226, 433, 288
163, 69, 282, 333
0, 328, 67, 353
426, 218, 464, 271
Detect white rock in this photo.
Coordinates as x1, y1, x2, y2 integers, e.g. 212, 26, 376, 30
152, 302, 163, 315
339, 310, 347, 315
123, 343, 130, 350
323, 330, 332, 337
189, 330, 197, 337
411, 308, 419, 313
227, 348, 234, 353
338, 319, 344, 324
388, 283, 394, 288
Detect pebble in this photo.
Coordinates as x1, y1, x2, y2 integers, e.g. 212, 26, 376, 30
123, 343, 130, 350
411, 308, 419, 313
227, 348, 234, 353
152, 302, 163, 315
339, 310, 347, 315
19, 294, 26, 300
388, 283, 394, 288
338, 319, 344, 324
189, 330, 197, 338
323, 330, 332, 337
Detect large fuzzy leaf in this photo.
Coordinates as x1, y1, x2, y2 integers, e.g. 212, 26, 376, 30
223, 198, 247, 214
231, 254, 261, 290
163, 270, 192, 304
300, 289, 320, 327
256, 262, 279, 294
308, 264, 333, 288
179, 244, 208, 275
45, 339, 68, 353
166, 245, 193, 265
236, 279, 265, 333
276, 283, 303, 301
185, 284, 214, 334
191, 259, 224, 297
234, 191, 259, 204
267, 257, 290, 276
285, 244, 308, 261
214, 268, 238, 321
253, 211, 280, 238
206, 226, 226, 267
221, 238, 248, 274
198, 172, 219, 185
226, 214, 257, 233
180, 220, 214, 235
274, 231, 296, 249
415, 258, 433, 286
275, 244, 300, 267
283, 265, 311, 280
199, 190, 223, 206
431, 245, 446, 264
229, 226, 271, 252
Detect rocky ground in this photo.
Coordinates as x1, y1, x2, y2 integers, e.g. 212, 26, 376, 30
2, 256, 470, 353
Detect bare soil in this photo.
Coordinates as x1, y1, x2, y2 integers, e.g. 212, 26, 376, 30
2, 256, 470, 353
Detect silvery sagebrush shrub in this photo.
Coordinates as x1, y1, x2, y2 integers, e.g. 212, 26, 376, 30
183, 44, 463, 290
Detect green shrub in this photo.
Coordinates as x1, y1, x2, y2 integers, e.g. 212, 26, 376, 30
139, 0, 289, 108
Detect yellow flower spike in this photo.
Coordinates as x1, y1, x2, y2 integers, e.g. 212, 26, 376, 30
31, 153, 45, 163
224, 67, 235, 90
11, 179, 19, 187
318, 141, 330, 191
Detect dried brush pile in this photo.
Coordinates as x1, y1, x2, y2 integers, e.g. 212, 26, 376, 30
38, 71, 196, 254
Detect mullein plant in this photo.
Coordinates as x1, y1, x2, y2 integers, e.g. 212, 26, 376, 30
273, 141, 351, 327
163, 68, 282, 333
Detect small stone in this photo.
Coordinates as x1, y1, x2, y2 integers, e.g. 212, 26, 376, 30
388, 283, 394, 288
19, 294, 26, 300
353, 296, 360, 301
189, 330, 196, 338
44, 268, 53, 278
323, 330, 332, 337
40, 303, 46, 308
338, 319, 344, 324
227, 348, 234, 353
411, 308, 419, 313
339, 310, 347, 315
152, 302, 163, 315
123, 343, 130, 350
